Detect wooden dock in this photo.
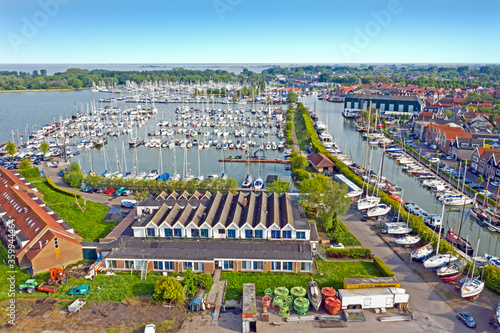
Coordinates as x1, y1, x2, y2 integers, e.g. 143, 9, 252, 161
219, 158, 285, 164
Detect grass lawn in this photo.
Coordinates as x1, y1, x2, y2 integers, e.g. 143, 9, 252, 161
222, 261, 382, 300
31, 178, 116, 242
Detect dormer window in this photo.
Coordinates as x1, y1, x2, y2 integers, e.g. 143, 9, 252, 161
34, 227, 40, 233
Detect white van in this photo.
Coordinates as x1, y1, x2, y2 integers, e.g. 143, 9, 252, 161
121, 199, 138, 208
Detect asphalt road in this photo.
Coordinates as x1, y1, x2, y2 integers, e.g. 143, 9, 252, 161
340, 207, 478, 333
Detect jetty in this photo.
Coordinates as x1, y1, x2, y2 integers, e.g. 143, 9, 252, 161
219, 158, 284, 164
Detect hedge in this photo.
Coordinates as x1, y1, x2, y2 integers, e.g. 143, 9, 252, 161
17, 167, 40, 180
483, 263, 500, 294
373, 256, 395, 277
46, 176, 81, 198
326, 248, 372, 259
285, 105, 294, 146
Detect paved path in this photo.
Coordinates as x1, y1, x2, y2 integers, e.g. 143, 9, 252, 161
206, 269, 227, 326
339, 206, 476, 333
291, 108, 300, 152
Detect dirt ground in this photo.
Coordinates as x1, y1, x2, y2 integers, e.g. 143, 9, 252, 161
0, 298, 188, 333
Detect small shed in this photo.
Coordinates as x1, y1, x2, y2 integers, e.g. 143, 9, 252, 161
189, 289, 205, 311
242, 283, 257, 333
308, 153, 334, 172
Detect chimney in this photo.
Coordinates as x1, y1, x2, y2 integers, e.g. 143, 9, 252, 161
243, 197, 248, 207
39, 241, 42, 250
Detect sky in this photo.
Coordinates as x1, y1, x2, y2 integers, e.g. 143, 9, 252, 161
0, 0, 499, 64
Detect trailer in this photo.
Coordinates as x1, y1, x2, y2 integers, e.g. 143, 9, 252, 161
36, 282, 61, 294
68, 298, 86, 314
343, 277, 400, 289
337, 287, 409, 310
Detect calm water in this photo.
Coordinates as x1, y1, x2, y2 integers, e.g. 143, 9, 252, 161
0, 90, 498, 256
302, 96, 500, 258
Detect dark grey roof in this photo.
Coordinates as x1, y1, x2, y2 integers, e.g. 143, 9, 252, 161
134, 191, 310, 231
346, 93, 423, 103
105, 237, 312, 261
60, 221, 73, 231
17, 232, 29, 242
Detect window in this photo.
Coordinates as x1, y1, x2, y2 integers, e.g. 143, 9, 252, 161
164, 228, 172, 237
193, 262, 204, 272
135, 261, 145, 270
272, 261, 292, 271
191, 229, 199, 238
147, 228, 155, 237
227, 229, 236, 238
296, 231, 305, 239
284, 262, 293, 271
282, 230, 291, 239
164, 261, 174, 270
253, 261, 263, 270
218, 228, 225, 234
183, 262, 193, 270
255, 230, 263, 239
223, 260, 234, 270
54, 238, 59, 249
272, 262, 281, 271
124, 260, 134, 269
241, 261, 252, 270
245, 230, 253, 238
271, 230, 280, 239
174, 228, 182, 237
153, 261, 164, 270
301, 262, 312, 272
108, 260, 117, 269
201, 228, 209, 237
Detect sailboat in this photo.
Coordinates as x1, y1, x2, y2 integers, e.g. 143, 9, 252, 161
436, 259, 466, 281
357, 148, 380, 210
242, 150, 252, 188
253, 150, 263, 189
411, 243, 433, 261
395, 206, 421, 245
170, 146, 181, 181
461, 239, 484, 299
423, 205, 457, 268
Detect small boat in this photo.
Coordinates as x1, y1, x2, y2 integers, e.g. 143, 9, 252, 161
411, 243, 433, 261
253, 178, 263, 190
496, 303, 500, 326
395, 235, 421, 246
242, 174, 252, 188
366, 204, 391, 217
461, 277, 484, 299
436, 259, 466, 279
307, 279, 322, 311
423, 254, 457, 269
357, 196, 380, 210
446, 231, 473, 255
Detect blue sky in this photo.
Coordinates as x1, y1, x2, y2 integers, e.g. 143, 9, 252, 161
0, 0, 499, 64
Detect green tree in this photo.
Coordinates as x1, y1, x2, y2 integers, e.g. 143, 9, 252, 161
40, 141, 49, 158
477, 175, 484, 185
5, 141, 16, 158
154, 276, 184, 303
286, 92, 297, 104
65, 172, 84, 188
392, 126, 397, 133
266, 179, 291, 195
299, 174, 351, 228
416, 139, 421, 146
442, 109, 452, 118
68, 161, 81, 173
291, 154, 308, 170
405, 132, 409, 138
292, 169, 310, 181
435, 151, 439, 158
19, 158, 31, 169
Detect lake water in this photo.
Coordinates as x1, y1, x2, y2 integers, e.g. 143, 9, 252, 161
1, 90, 498, 257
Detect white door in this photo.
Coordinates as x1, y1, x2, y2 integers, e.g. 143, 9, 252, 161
388, 103, 394, 111
399, 104, 404, 112
386, 297, 394, 307
354, 102, 359, 109
409, 105, 414, 112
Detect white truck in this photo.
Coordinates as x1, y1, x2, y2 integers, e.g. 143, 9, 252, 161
337, 287, 410, 310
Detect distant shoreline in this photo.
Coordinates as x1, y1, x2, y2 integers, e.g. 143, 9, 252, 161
0, 88, 79, 93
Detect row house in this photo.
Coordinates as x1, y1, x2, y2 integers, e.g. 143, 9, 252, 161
424, 124, 469, 154
100, 191, 317, 275
0, 167, 83, 275
448, 137, 484, 161
486, 152, 500, 182
471, 147, 500, 178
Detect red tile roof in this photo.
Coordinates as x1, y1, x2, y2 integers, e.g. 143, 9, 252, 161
308, 153, 334, 168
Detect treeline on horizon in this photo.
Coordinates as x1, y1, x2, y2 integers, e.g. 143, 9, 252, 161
0, 64, 499, 91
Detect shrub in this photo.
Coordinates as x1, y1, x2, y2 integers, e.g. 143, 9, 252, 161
46, 176, 81, 198
65, 171, 84, 188
292, 169, 310, 181
484, 265, 500, 294
19, 158, 31, 169
196, 273, 213, 294
373, 256, 394, 277
154, 276, 184, 303
18, 167, 40, 180
326, 248, 372, 259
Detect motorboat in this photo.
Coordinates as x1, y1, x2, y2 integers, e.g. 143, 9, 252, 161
395, 235, 421, 246
442, 196, 473, 206
307, 280, 322, 311
446, 231, 473, 255
383, 222, 412, 235
411, 243, 433, 261
366, 204, 391, 217
357, 196, 380, 211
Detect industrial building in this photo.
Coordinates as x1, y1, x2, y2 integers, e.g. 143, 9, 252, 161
343, 93, 424, 115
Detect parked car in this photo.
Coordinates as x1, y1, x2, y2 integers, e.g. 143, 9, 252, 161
330, 243, 345, 249
121, 199, 138, 208
491, 181, 499, 187
115, 187, 127, 196
144, 324, 156, 333
445, 155, 453, 160
361, 216, 369, 221
430, 157, 439, 163
82, 186, 93, 193
472, 184, 485, 190
438, 163, 445, 168
104, 188, 115, 195
122, 190, 133, 196
68, 285, 90, 296
457, 311, 476, 328
430, 144, 437, 150
96, 187, 107, 194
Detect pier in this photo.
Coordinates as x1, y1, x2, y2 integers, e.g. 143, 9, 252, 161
219, 158, 285, 164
